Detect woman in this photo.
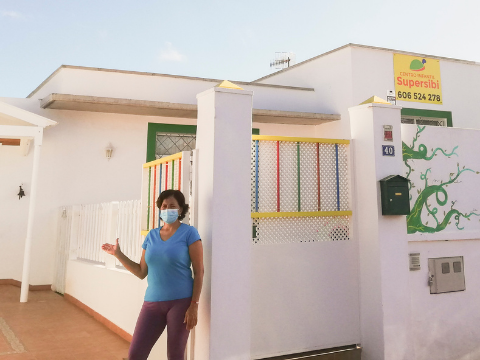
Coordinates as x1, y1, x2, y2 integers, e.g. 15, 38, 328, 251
102, 190, 204, 360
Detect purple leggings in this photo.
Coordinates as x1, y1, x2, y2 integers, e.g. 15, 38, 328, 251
128, 297, 191, 360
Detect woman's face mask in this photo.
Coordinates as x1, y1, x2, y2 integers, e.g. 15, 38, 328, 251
160, 209, 179, 224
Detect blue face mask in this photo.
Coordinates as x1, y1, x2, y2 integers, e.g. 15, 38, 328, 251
160, 209, 179, 224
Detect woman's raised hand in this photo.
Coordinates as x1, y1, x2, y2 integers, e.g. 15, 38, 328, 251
101, 238, 121, 257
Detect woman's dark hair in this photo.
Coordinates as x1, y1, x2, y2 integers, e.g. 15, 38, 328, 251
156, 190, 189, 221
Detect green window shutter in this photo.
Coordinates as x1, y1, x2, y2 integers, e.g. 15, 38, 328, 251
146, 123, 260, 162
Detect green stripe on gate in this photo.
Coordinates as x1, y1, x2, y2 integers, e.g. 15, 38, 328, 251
147, 167, 151, 230
297, 142, 301, 212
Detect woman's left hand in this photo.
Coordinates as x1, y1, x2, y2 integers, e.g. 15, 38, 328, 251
184, 304, 198, 330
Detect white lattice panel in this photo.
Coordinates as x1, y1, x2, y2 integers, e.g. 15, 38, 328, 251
251, 141, 258, 212
279, 142, 298, 212
252, 216, 350, 244
258, 141, 277, 212
300, 143, 318, 212
337, 144, 349, 211
319, 144, 338, 211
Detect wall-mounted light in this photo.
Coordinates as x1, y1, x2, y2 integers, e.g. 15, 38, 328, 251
105, 144, 113, 160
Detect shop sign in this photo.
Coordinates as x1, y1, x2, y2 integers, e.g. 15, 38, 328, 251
394, 53, 442, 105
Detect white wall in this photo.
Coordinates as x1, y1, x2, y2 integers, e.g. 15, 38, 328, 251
350, 46, 480, 129
256, 46, 355, 140
0, 98, 195, 284
251, 240, 360, 358
0, 145, 32, 280
258, 45, 480, 141
402, 124, 480, 240
29, 67, 319, 114
65, 260, 168, 359
401, 124, 480, 359
408, 240, 480, 360
0, 96, 320, 286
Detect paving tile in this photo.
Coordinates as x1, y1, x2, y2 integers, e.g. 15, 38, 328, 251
0, 354, 37, 360
0, 285, 130, 359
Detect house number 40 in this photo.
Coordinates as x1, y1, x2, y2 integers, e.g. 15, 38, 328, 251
382, 145, 395, 157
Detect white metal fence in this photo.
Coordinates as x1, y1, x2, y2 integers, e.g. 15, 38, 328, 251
116, 200, 143, 264
53, 200, 143, 293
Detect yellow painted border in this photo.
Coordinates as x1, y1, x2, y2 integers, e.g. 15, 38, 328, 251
252, 135, 350, 144
143, 152, 183, 168
251, 211, 352, 218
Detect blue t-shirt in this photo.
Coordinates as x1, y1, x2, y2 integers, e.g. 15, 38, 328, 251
142, 223, 201, 302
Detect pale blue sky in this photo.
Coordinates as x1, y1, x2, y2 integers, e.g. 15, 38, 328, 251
1, 0, 479, 98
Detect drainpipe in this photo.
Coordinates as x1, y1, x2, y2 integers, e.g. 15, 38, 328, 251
20, 128, 43, 303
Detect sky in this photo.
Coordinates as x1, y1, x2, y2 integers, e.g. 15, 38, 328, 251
1, 0, 479, 98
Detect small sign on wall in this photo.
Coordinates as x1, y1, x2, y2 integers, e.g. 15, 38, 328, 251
384, 125, 393, 141
386, 90, 396, 105
382, 145, 395, 156
409, 253, 420, 271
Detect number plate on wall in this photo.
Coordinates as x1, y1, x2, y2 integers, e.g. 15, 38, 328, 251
382, 145, 395, 157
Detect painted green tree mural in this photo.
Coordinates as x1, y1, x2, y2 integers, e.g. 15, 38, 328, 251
402, 125, 480, 234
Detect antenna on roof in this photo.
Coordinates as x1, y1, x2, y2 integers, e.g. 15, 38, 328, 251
270, 52, 296, 69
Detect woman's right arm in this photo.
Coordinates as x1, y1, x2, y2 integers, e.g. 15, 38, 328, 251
101, 239, 148, 280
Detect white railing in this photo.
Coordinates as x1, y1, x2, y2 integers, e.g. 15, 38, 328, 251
116, 200, 143, 264
76, 203, 110, 263
58, 200, 143, 267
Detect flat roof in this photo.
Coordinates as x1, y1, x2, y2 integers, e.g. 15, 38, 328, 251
27, 65, 314, 99
254, 43, 480, 82
40, 93, 340, 126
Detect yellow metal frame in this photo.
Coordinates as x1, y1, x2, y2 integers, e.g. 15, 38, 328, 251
251, 211, 352, 218
252, 135, 350, 144
143, 152, 183, 168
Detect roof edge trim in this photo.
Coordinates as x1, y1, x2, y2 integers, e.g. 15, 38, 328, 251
0, 101, 57, 127
254, 43, 480, 83
27, 65, 314, 99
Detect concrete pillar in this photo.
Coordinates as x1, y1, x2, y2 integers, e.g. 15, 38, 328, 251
349, 102, 414, 360
194, 83, 253, 360
20, 130, 43, 302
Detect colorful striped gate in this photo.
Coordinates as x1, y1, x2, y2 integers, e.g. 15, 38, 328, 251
250, 135, 359, 358
251, 135, 352, 244
141, 151, 191, 235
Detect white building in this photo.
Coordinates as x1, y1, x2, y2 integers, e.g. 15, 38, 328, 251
2, 43, 480, 360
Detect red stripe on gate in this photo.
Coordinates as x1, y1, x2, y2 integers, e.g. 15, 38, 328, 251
178, 159, 182, 190
276, 141, 280, 212
165, 163, 169, 190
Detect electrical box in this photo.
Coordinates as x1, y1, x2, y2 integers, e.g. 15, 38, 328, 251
428, 257, 465, 294
379, 175, 410, 215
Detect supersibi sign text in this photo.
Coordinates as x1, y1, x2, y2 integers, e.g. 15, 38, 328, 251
394, 53, 442, 105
